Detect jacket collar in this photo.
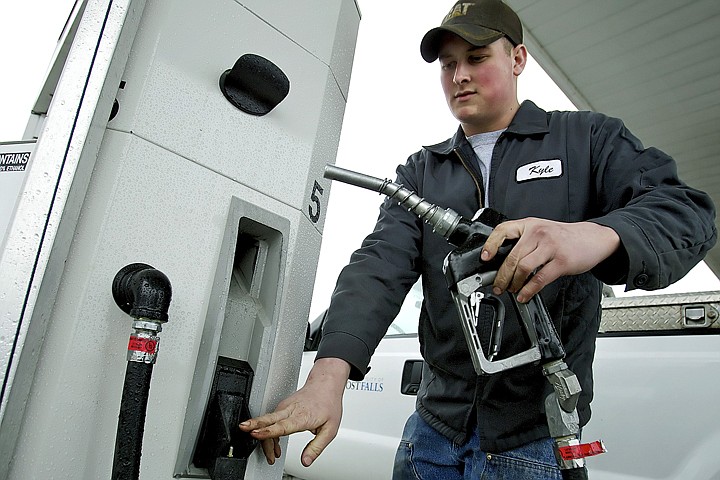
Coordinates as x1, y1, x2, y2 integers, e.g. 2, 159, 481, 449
424, 100, 549, 156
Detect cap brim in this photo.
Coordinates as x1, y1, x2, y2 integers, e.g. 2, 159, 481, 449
420, 25, 504, 63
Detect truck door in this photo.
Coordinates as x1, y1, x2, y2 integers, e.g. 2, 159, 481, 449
586, 292, 720, 480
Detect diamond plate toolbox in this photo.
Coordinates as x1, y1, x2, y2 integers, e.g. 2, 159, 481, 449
600, 291, 720, 334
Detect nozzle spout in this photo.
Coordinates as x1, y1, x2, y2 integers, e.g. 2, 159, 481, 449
323, 164, 462, 239
324, 165, 388, 193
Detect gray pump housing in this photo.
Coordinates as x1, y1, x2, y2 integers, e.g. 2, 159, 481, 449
0, 0, 360, 478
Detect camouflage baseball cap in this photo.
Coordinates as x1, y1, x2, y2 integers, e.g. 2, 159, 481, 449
420, 0, 523, 62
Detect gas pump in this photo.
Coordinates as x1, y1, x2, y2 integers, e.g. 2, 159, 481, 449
0, 0, 360, 478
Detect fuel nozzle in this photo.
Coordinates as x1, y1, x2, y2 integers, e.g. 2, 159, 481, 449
322, 164, 557, 370
324, 165, 501, 247
324, 165, 460, 237
323, 164, 510, 263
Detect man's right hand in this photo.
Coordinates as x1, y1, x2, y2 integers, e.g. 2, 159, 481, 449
239, 357, 351, 467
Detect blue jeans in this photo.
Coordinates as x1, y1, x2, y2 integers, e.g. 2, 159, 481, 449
393, 411, 562, 480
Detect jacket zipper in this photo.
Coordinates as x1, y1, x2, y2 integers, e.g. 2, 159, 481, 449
453, 148, 484, 208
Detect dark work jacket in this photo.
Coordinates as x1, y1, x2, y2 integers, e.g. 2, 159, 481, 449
317, 101, 716, 452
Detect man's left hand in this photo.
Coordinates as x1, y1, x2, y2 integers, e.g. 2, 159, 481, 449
481, 219, 620, 302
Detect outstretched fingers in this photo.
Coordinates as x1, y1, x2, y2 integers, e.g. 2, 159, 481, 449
238, 358, 350, 466
239, 406, 298, 465
240, 408, 291, 436
240, 404, 339, 467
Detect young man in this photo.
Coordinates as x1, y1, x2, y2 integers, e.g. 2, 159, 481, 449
241, 1, 716, 478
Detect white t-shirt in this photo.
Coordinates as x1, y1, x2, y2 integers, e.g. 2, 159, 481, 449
467, 129, 505, 207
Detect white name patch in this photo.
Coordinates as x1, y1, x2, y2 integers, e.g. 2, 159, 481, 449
516, 159, 563, 183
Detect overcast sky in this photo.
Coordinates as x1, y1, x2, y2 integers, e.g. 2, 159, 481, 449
0, 1, 716, 320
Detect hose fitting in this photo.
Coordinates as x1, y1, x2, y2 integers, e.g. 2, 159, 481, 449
112, 263, 172, 323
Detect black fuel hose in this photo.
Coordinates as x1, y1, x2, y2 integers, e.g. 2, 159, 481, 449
112, 361, 154, 480
111, 264, 171, 480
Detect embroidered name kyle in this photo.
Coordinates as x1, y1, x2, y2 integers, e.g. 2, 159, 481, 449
516, 159, 563, 183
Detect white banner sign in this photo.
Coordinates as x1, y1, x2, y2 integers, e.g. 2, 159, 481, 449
1, 141, 36, 246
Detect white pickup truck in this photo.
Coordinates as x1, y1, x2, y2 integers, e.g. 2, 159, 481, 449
284, 281, 720, 480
